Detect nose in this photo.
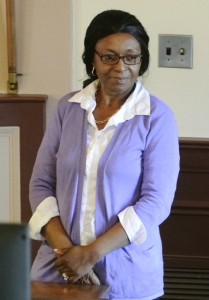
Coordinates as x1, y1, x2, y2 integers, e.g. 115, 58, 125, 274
114, 58, 127, 71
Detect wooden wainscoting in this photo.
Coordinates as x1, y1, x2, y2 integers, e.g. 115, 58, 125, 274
0, 94, 47, 259
160, 138, 209, 299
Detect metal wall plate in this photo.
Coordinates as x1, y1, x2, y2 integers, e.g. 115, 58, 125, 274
158, 34, 193, 68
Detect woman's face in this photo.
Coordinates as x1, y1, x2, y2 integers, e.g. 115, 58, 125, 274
93, 33, 141, 96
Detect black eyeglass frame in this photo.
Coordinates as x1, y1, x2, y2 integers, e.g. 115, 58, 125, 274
95, 50, 143, 65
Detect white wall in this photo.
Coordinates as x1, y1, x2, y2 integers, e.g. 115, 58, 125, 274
0, 0, 209, 137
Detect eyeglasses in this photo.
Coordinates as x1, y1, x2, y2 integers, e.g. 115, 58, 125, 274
95, 50, 142, 65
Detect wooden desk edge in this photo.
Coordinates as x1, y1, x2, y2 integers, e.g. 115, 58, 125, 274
31, 281, 111, 300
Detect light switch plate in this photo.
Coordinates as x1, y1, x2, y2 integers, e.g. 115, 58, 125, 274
158, 34, 193, 68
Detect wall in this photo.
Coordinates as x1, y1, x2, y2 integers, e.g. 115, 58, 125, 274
0, 0, 73, 120
74, 0, 209, 138
0, 0, 209, 136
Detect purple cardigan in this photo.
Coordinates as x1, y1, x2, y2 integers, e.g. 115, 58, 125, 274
29, 91, 179, 299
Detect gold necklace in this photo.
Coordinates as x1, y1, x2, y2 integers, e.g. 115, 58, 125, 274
95, 109, 120, 124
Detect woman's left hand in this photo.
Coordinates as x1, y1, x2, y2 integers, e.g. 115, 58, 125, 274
54, 245, 99, 283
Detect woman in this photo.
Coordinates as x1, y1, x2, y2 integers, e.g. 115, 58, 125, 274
29, 9, 179, 300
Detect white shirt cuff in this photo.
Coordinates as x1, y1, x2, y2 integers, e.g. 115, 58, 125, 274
118, 206, 147, 244
29, 196, 60, 240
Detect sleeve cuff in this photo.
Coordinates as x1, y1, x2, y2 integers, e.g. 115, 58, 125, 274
118, 206, 147, 245
29, 196, 60, 240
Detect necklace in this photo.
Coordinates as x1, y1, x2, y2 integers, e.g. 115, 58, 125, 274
95, 109, 120, 124
94, 84, 122, 125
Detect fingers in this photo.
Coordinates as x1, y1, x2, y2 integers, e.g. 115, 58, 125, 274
74, 269, 101, 285
61, 269, 100, 285
82, 269, 101, 285
54, 246, 95, 283
54, 249, 74, 278
88, 270, 101, 285
54, 248, 80, 282
62, 272, 80, 283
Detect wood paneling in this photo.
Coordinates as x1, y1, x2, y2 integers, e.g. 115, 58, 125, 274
0, 94, 47, 259
160, 138, 209, 269
160, 268, 209, 299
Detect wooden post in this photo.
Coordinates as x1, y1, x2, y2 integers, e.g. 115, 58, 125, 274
6, 0, 18, 94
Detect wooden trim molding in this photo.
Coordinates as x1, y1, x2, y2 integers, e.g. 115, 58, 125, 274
0, 126, 20, 222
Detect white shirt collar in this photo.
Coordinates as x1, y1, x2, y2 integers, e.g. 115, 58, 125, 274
68, 79, 150, 127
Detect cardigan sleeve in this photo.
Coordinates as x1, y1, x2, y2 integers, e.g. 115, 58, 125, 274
133, 100, 180, 232
29, 94, 71, 213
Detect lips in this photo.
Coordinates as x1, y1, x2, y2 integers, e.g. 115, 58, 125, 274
112, 77, 128, 83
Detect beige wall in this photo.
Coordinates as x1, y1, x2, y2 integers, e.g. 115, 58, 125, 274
74, 0, 209, 138
0, 0, 209, 137
0, 0, 73, 119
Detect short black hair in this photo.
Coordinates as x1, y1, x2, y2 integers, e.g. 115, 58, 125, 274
82, 9, 150, 88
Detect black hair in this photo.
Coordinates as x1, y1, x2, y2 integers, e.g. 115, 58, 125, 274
82, 9, 150, 88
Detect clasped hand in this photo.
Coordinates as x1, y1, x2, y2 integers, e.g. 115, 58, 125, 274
54, 245, 100, 284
